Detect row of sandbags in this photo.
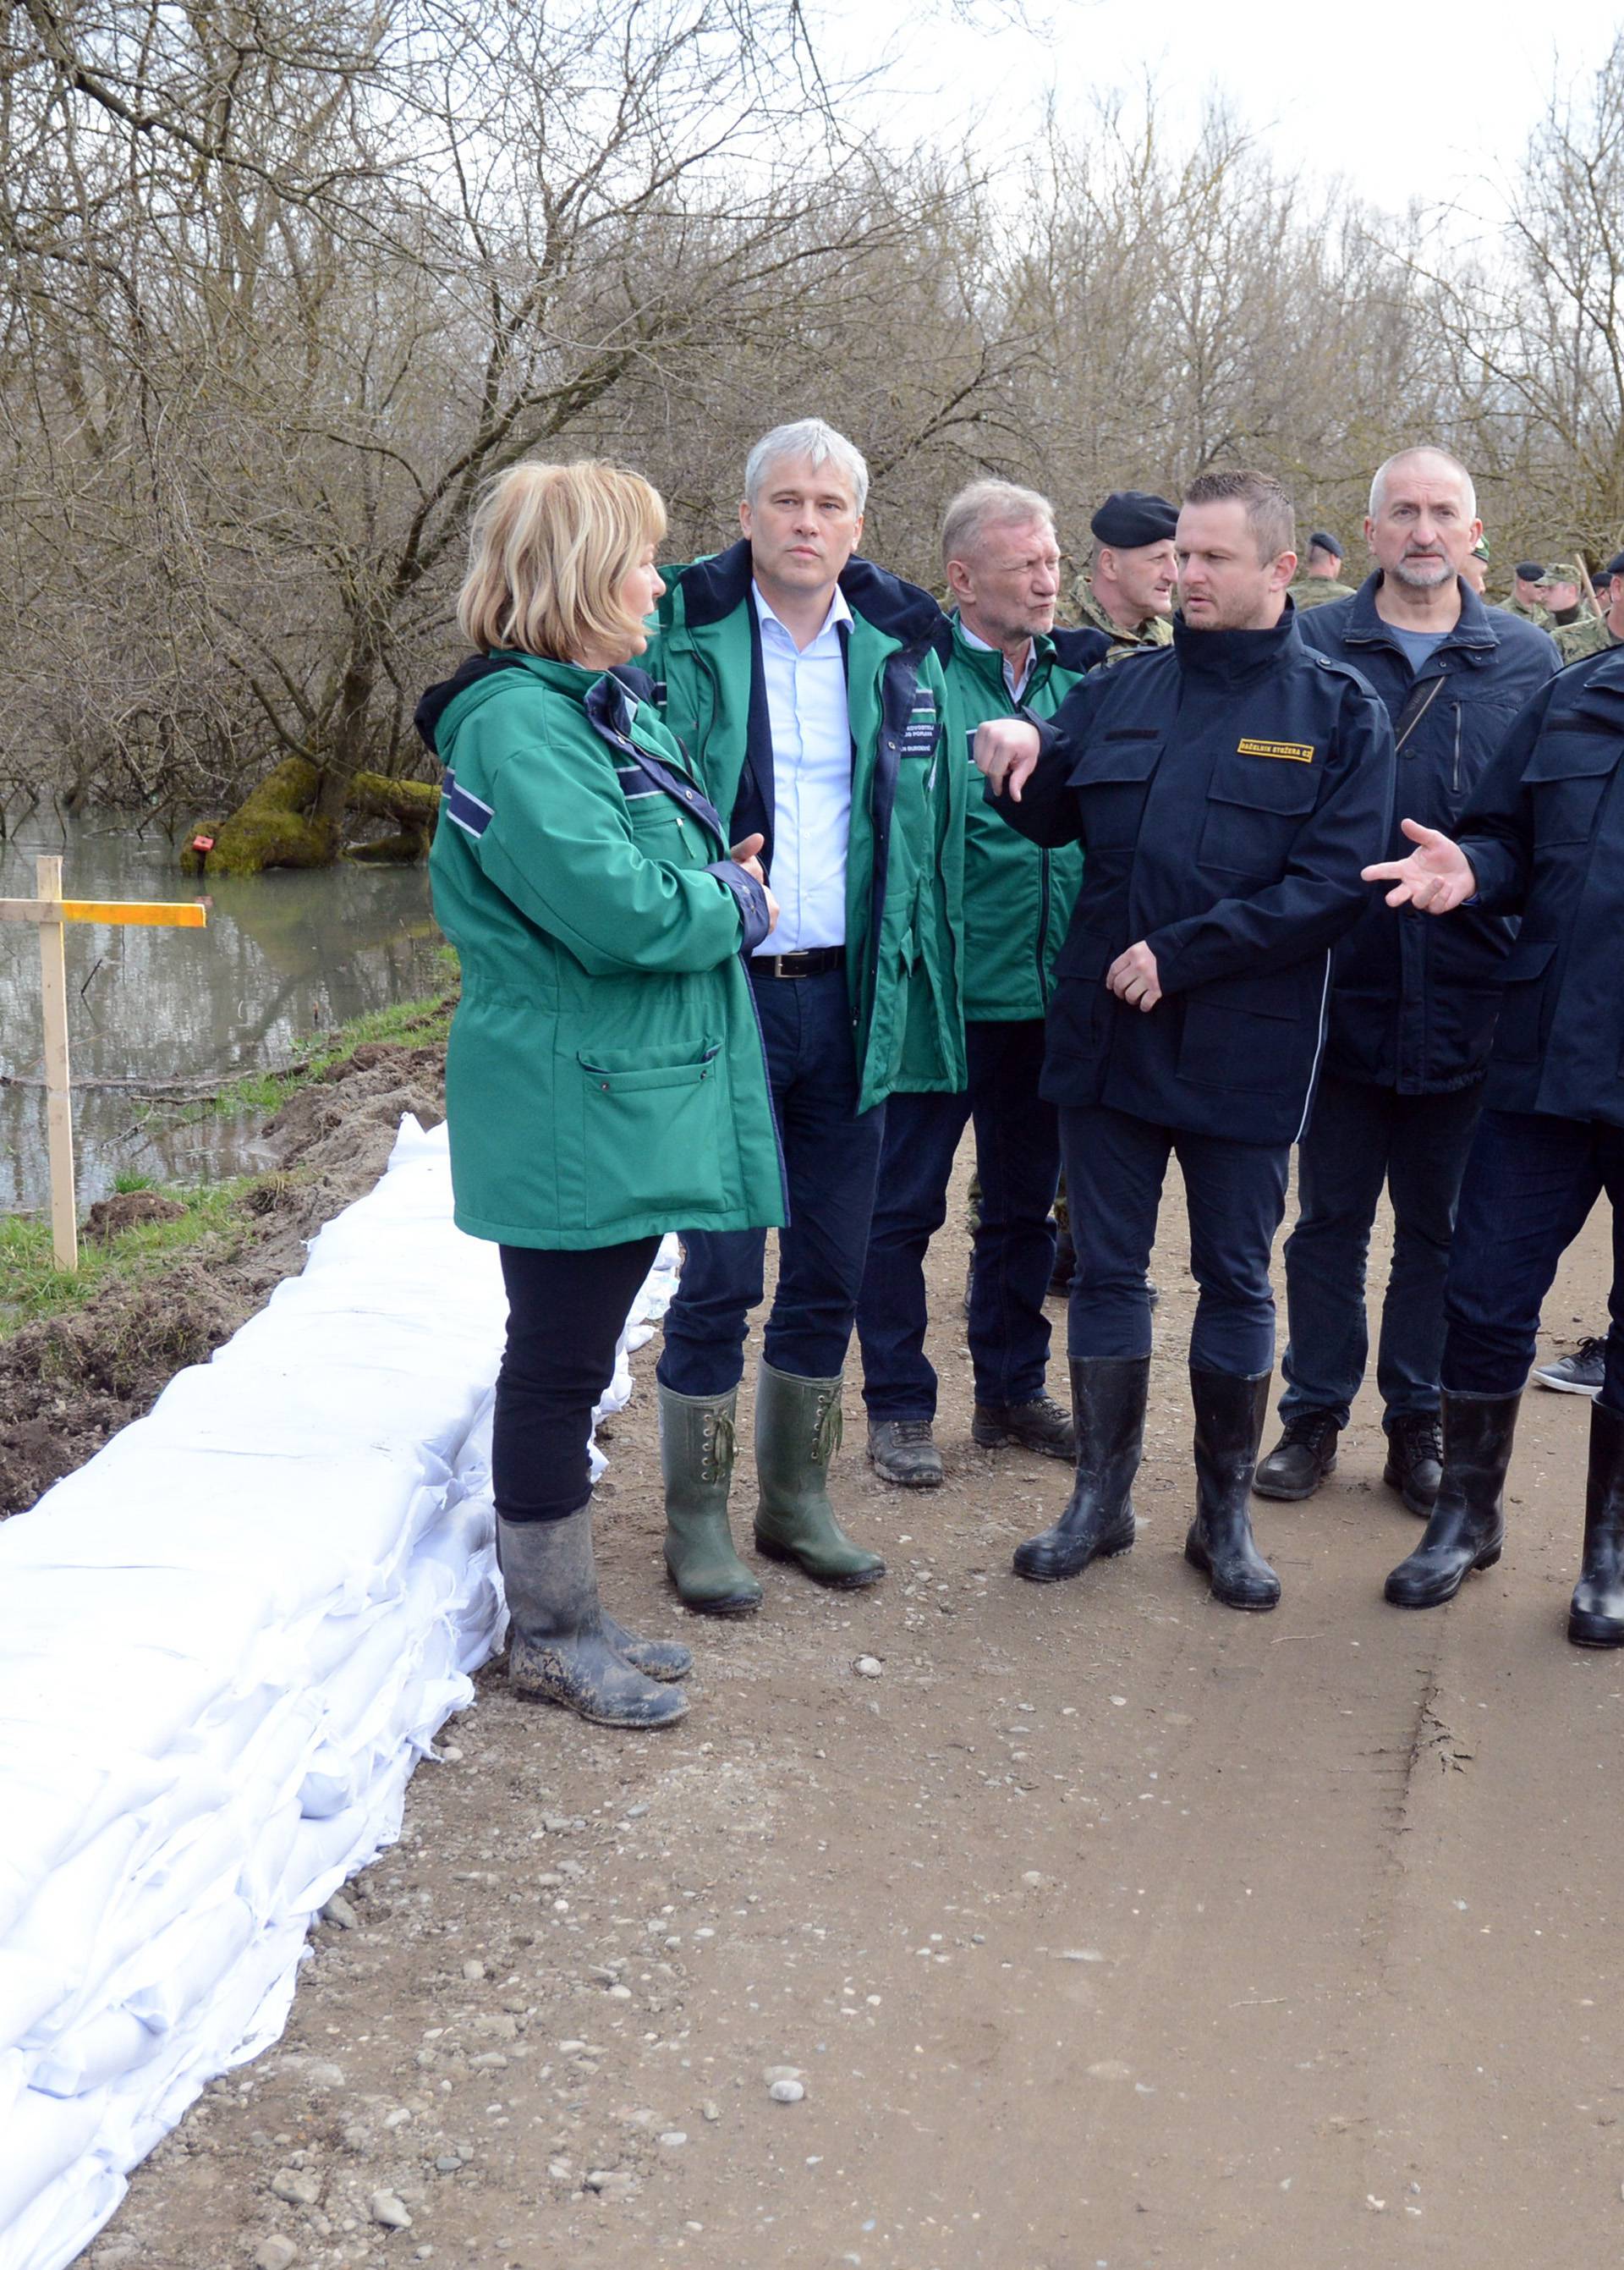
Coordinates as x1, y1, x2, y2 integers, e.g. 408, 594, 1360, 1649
0, 1117, 677, 2270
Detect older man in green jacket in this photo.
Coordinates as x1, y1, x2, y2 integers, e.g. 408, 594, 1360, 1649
647, 418, 966, 1615
856, 479, 1106, 1486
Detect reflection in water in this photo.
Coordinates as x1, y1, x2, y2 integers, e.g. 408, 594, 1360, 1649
1, 816, 443, 1215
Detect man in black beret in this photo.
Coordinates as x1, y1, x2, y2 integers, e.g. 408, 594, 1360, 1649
1292, 531, 1357, 609
1506, 562, 1547, 623
1071, 489, 1177, 662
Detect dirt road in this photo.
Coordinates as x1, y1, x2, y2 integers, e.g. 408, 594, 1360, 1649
89, 1161, 1620, 2270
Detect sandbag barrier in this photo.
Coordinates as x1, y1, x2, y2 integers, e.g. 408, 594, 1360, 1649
0, 1118, 678, 2270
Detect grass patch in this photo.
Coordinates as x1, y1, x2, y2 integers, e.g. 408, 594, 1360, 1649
206, 964, 458, 1122
0, 1178, 274, 1338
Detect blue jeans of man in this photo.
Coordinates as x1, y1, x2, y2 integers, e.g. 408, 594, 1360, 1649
1279, 1072, 1485, 1433
856, 1017, 1058, 1420
1441, 1108, 1624, 1413
1060, 1105, 1290, 1377
656, 965, 886, 1399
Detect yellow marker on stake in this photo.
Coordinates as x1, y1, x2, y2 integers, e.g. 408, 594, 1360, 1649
0, 855, 210, 1269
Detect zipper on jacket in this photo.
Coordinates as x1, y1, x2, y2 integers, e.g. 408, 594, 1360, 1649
1451, 701, 1462, 796
1035, 849, 1052, 1003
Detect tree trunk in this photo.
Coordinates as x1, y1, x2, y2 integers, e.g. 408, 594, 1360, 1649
183, 760, 436, 875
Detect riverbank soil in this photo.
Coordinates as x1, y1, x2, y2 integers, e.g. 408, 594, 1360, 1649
80, 1157, 1617, 2270
0, 1041, 447, 1517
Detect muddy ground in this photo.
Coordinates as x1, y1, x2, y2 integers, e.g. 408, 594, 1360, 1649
58, 1134, 1621, 2270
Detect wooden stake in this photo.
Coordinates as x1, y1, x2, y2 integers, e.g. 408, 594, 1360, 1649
1, 862, 209, 1270
36, 855, 77, 1271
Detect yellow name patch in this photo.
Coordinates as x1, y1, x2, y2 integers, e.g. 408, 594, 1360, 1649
1237, 738, 1314, 763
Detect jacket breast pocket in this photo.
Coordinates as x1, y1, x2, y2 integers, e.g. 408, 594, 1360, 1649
1523, 732, 1617, 847
1490, 939, 1555, 1063
1177, 970, 1305, 1094
1067, 734, 1161, 849
1197, 752, 1320, 879
572, 1038, 728, 1226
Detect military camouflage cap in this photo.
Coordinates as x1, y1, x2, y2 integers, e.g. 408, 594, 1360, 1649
1534, 563, 1583, 591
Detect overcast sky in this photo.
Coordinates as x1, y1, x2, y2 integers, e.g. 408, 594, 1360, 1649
828, 1, 1618, 227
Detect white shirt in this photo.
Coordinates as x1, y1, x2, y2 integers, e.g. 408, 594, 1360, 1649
751, 580, 853, 954
958, 618, 1036, 701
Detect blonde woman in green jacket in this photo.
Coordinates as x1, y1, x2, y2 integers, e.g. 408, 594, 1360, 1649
420, 461, 785, 1729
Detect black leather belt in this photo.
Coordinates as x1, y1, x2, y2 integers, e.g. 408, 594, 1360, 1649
751, 945, 847, 978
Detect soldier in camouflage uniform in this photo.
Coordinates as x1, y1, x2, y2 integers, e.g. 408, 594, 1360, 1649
1069, 488, 1177, 663
1503, 561, 1548, 624
1290, 530, 1357, 609
1535, 563, 1613, 662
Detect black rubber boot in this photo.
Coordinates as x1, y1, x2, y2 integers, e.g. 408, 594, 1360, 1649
1384, 1391, 1518, 1610
1184, 1368, 1281, 1611
1568, 1400, 1624, 1648
1012, 1357, 1147, 1583
498, 1508, 689, 1728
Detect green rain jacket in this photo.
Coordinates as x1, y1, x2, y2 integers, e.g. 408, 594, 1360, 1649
418, 652, 786, 1250
647, 541, 967, 1113
936, 613, 1106, 1020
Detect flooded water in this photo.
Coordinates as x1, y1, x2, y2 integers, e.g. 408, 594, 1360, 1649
1, 814, 442, 1217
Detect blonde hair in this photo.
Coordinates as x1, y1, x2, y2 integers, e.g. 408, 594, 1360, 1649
458, 459, 667, 660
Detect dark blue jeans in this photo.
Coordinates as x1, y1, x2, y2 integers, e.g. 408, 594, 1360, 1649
656, 966, 886, 1397
1442, 1108, 1624, 1412
1060, 1105, 1290, 1377
1280, 1072, 1484, 1432
857, 1018, 1059, 1420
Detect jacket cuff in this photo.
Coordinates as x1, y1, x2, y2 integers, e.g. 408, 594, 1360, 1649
706, 860, 773, 954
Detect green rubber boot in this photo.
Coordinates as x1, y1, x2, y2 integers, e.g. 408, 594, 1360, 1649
659, 1382, 762, 1616
753, 1360, 885, 1590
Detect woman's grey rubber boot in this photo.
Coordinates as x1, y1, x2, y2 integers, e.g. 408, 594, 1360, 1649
754, 1360, 885, 1588
1184, 1368, 1281, 1611
1013, 1356, 1148, 1582
1384, 1390, 1517, 1610
659, 1382, 762, 1615
1569, 1399, 1624, 1646
498, 1508, 688, 1728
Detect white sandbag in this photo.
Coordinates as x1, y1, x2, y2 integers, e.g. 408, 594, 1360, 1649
0, 1116, 672, 2270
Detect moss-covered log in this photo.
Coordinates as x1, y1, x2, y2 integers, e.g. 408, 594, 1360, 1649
184, 761, 438, 875
182, 756, 332, 876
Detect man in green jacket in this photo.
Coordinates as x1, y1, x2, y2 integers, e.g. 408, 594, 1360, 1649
649, 418, 966, 1613
855, 480, 1106, 1485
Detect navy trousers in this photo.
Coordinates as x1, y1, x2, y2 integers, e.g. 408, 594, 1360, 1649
1441, 1107, 1624, 1413
656, 966, 886, 1397
1060, 1104, 1289, 1377
857, 1018, 1059, 1418
1280, 1072, 1484, 1432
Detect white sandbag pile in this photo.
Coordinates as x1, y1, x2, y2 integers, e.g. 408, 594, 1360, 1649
0, 1116, 678, 2270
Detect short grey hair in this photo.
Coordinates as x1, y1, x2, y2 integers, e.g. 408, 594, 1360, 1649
744, 419, 869, 514
941, 479, 1056, 568
1369, 447, 1477, 521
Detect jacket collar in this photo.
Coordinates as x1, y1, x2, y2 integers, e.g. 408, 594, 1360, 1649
949, 610, 1055, 688
1171, 602, 1299, 684
1340, 570, 1498, 655
675, 536, 940, 646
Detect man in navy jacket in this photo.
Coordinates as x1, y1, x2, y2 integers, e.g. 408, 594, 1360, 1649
1256, 448, 1559, 1517
1365, 644, 1624, 1644
975, 470, 1394, 1611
